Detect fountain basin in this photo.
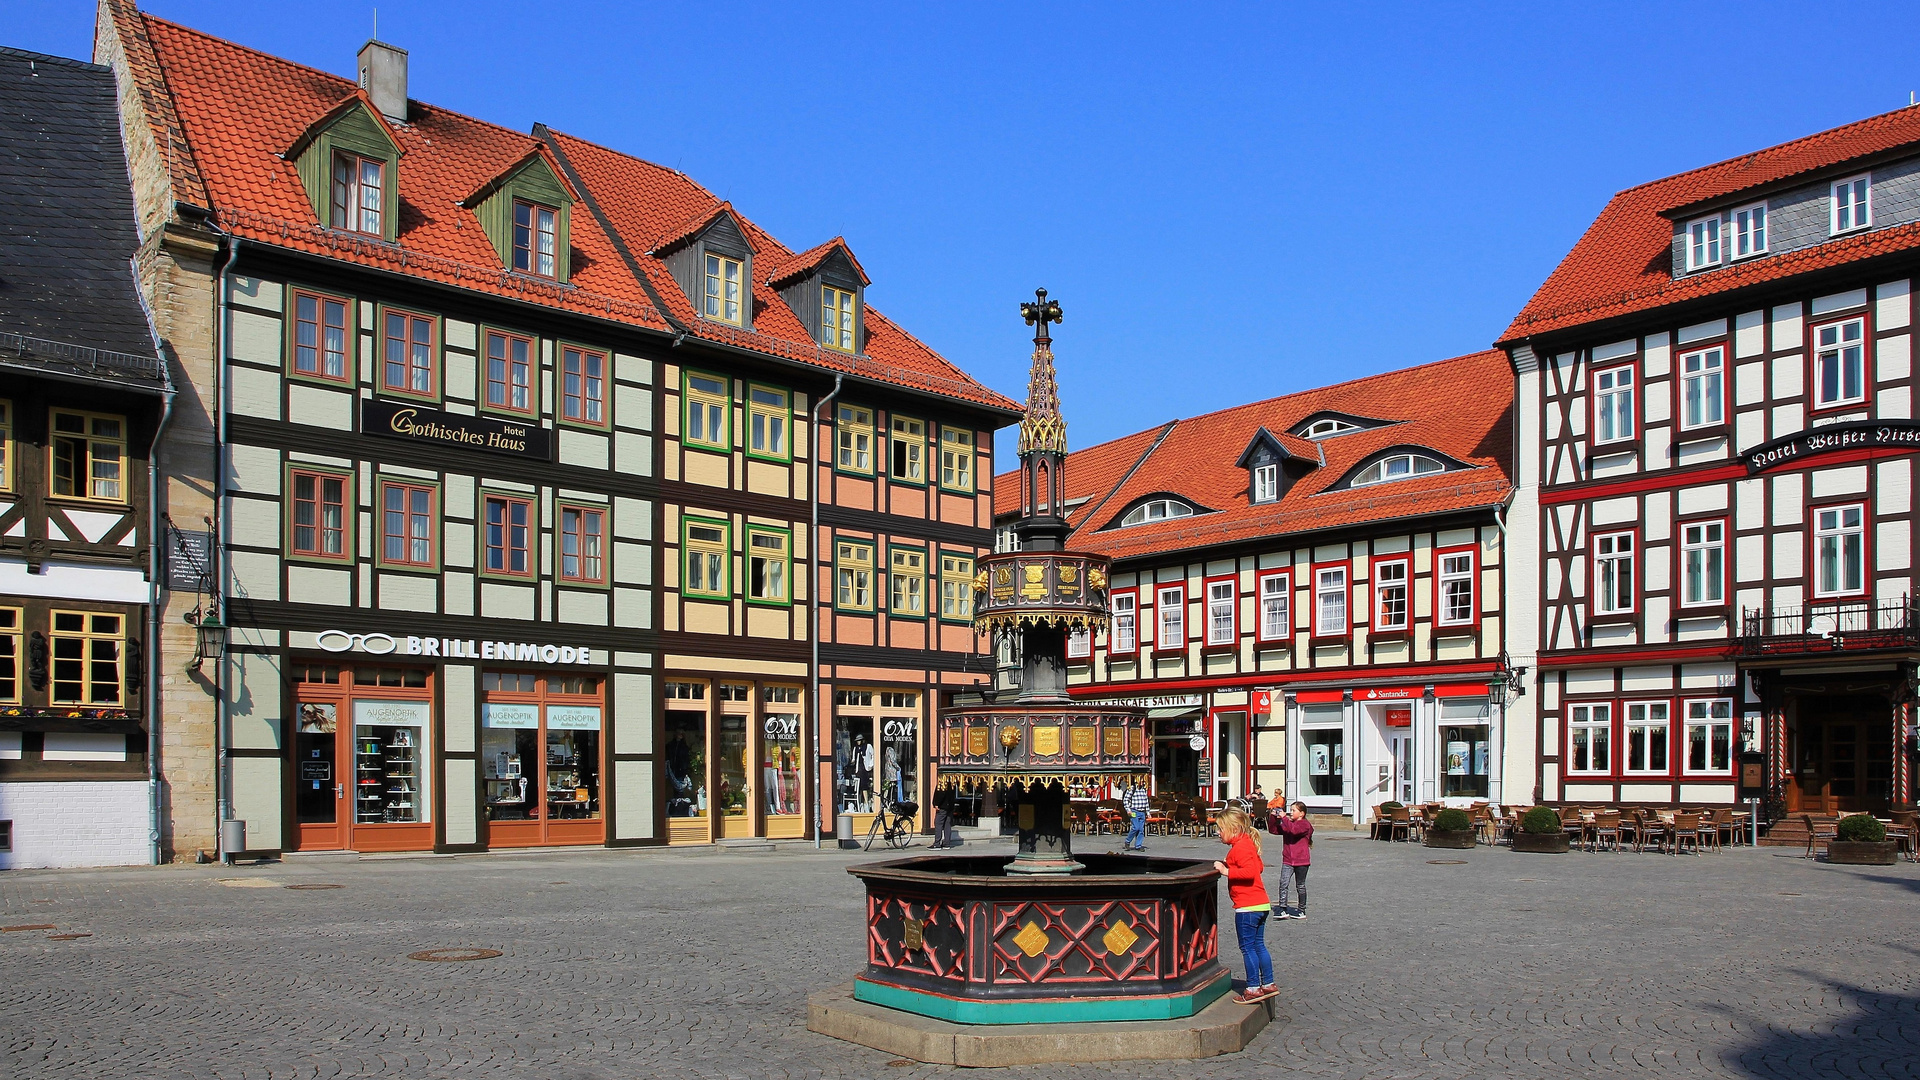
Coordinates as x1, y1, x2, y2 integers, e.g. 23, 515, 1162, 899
848, 852, 1227, 1024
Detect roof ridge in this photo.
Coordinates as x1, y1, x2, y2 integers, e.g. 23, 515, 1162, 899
1610, 102, 1920, 200
0, 45, 108, 71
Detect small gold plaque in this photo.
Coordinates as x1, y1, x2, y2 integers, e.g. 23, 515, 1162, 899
1032, 725, 1061, 756
1103, 727, 1125, 756
1102, 920, 1139, 956
1130, 730, 1147, 757
947, 729, 963, 757
903, 918, 925, 951
1058, 564, 1078, 584
1069, 727, 1097, 756
992, 565, 1014, 599
1018, 803, 1036, 830
1020, 564, 1048, 600
967, 726, 990, 756
1013, 920, 1050, 958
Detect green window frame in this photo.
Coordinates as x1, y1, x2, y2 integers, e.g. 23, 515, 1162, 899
747, 384, 791, 462
682, 515, 731, 600
939, 552, 975, 623
889, 546, 927, 618
836, 404, 874, 475
286, 464, 354, 564
684, 369, 731, 452
835, 539, 876, 613
746, 525, 792, 607
889, 415, 926, 485
939, 427, 975, 493
376, 477, 440, 573
286, 286, 354, 385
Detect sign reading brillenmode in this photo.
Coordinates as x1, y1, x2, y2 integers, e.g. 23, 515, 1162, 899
361, 398, 552, 460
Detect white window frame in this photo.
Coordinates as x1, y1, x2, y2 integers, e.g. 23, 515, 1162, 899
1813, 503, 1866, 598
1732, 202, 1767, 258
1686, 215, 1721, 270
1593, 531, 1635, 615
1437, 550, 1475, 627
1831, 174, 1871, 234
1314, 566, 1348, 637
1683, 698, 1735, 775
1111, 591, 1137, 653
1206, 579, 1236, 646
1252, 463, 1278, 503
1680, 519, 1725, 607
1120, 499, 1196, 527
1812, 316, 1868, 409
1592, 364, 1635, 445
1350, 453, 1445, 488
1679, 344, 1725, 430
1373, 559, 1408, 631
1257, 572, 1290, 643
1303, 418, 1357, 439
1622, 700, 1670, 776
1567, 703, 1612, 775
1067, 625, 1091, 659
1156, 586, 1184, 651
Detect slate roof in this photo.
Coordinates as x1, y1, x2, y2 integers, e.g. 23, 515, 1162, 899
996, 351, 1514, 563
1503, 104, 1920, 343
0, 46, 161, 383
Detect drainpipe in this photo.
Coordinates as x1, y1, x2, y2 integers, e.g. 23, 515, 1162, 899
812, 374, 844, 848
211, 232, 239, 858
132, 255, 176, 866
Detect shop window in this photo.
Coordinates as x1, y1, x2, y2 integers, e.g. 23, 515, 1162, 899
1314, 566, 1347, 636
1568, 703, 1611, 774
1593, 532, 1634, 614
481, 675, 601, 825
482, 494, 534, 577
835, 713, 877, 815
559, 504, 606, 584
290, 469, 350, 560
684, 371, 730, 450
49, 610, 122, 705
1681, 520, 1725, 606
836, 689, 874, 706
940, 428, 974, 492
747, 385, 788, 460
1438, 550, 1475, 627
1206, 579, 1236, 645
381, 309, 435, 397
766, 685, 800, 703
821, 284, 856, 351
718, 683, 749, 701
291, 664, 341, 684
1813, 316, 1867, 409
837, 405, 874, 473
1111, 591, 1137, 653
483, 329, 536, 414
877, 712, 917, 810
1680, 344, 1725, 429
1258, 572, 1289, 642
354, 708, 424, 824
664, 681, 707, 700
1624, 701, 1670, 775
940, 553, 974, 621
890, 548, 926, 616
1440, 699, 1490, 798
352, 667, 430, 687
330, 152, 384, 236
513, 200, 559, 278
1685, 699, 1734, 774
664, 707, 707, 818
0, 607, 19, 703
1156, 585, 1184, 650
746, 528, 790, 604
763, 687, 803, 817
378, 481, 437, 569
1374, 559, 1408, 631
291, 289, 350, 382
1814, 504, 1866, 596
1301, 719, 1343, 798
561, 346, 606, 426
49, 409, 126, 503
890, 416, 926, 483
704, 252, 744, 325
683, 518, 730, 599
837, 541, 875, 612
717, 712, 749, 820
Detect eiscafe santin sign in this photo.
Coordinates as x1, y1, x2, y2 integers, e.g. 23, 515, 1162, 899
315, 630, 595, 665
361, 398, 552, 460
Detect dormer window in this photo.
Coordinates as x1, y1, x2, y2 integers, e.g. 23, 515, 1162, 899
822, 285, 856, 351
1119, 499, 1195, 527
331, 152, 384, 236
1732, 202, 1766, 257
513, 200, 558, 278
705, 253, 744, 325
1252, 463, 1278, 503
1303, 418, 1358, 439
1831, 175, 1871, 234
1350, 453, 1445, 488
1686, 215, 1720, 270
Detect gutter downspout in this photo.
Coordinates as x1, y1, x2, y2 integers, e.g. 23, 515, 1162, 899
211, 231, 239, 858
132, 255, 175, 866
812, 374, 844, 848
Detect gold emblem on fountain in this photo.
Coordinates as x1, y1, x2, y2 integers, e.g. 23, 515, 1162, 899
1013, 920, 1050, 958
1087, 567, 1106, 591
999, 726, 1023, 751
903, 918, 925, 951
1102, 919, 1139, 956
1032, 725, 1061, 756
1020, 563, 1048, 600
973, 569, 989, 594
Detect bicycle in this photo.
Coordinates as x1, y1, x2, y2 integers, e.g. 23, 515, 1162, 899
864, 800, 921, 851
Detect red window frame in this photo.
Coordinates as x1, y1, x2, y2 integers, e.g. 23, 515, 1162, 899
513, 200, 559, 279
482, 493, 535, 578
1680, 697, 1737, 776
378, 480, 436, 569
1620, 699, 1675, 778
330, 151, 384, 236
1565, 700, 1615, 778
289, 468, 350, 560
1589, 361, 1637, 447
1807, 310, 1873, 415
1255, 570, 1291, 644
1809, 500, 1870, 599
484, 329, 537, 415
1154, 585, 1185, 655
1108, 589, 1139, 656
561, 346, 607, 427
1370, 555, 1410, 633
381, 308, 437, 397
1203, 574, 1237, 650
1434, 544, 1479, 632
1677, 516, 1729, 609
1311, 561, 1350, 640
1675, 340, 1729, 434
1591, 529, 1638, 618
290, 288, 351, 383
558, 503, 608, 584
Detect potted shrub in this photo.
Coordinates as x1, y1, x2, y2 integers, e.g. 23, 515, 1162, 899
1510, 805, 1570, 853
1424, 807, 1476, 849
1827, 813, 1897, 865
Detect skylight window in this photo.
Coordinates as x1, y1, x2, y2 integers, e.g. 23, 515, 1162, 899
1350, 453, 1445, 488
1119, 499, 1196, 527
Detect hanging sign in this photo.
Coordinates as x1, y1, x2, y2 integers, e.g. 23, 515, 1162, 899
361, 398, 552, 460
1187, 734, 1208, 751
1743, 420, 1920, 474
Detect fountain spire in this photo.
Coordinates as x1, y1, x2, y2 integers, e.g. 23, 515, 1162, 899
1014, 289, 1071, 552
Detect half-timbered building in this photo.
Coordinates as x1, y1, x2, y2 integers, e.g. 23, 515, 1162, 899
1502, 106, 1920, 819
994, 353, 1519, 826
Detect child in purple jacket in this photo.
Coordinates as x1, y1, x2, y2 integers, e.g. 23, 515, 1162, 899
1275, 801, 1312, 919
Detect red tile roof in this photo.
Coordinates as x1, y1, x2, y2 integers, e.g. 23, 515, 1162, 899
997, 351, 1514, 563
1503, 104, 1920, 343
114, 5, 1015, 413
766, 236, 870, 288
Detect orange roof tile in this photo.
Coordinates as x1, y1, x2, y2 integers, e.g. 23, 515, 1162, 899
998, 352, 1514, 563
766, 236, 871, 288
1504, 104, 1920, 343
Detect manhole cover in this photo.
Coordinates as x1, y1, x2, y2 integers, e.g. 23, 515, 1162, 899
2, 924, 55, 932
1426, 859, 1468, 865
284, 883, 343, 890
408, 948, 502, 962
47, 933, 92, 940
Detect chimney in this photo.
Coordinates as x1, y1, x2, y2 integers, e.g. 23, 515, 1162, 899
357, 40, 408, 123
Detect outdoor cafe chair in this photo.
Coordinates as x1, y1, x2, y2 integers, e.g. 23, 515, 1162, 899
1557, 805, 1586, 848
1671, 812, 1703, 855
1890, 810, 1920, 862
1710, 807, 1739, 849
1388, 805, 1415, 843
1803, 814, 1839, 859
1589, 811, 1623, 852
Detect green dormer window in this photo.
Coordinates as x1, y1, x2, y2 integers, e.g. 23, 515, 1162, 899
514, 200, 558, 278
331, 153, 385, 236
288, 95, 402, 243
463, 149, 575, 283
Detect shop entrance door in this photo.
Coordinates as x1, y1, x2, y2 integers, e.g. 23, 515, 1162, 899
294, 701, 346, 850
1389, 734, 1414, 804
1153, 740, 1200, 797
289, 663, 433, 853
1793, 695, 1892, 814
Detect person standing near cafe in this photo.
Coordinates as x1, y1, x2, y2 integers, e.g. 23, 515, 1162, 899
1125, 780, 1151, 851
1275, 801, 1313, 919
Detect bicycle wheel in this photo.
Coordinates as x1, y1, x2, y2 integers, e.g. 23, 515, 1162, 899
863, 813, 886, 851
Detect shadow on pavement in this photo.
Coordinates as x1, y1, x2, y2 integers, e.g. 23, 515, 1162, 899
1725, 977, 1920, 1079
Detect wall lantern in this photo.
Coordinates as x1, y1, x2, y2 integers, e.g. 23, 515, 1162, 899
185, 602, 227, 672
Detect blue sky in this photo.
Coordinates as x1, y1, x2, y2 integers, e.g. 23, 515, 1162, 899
15, 2, 1920, 459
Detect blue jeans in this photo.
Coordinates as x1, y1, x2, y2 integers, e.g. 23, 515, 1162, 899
1127, 811, 1147, 849
1234, 910, 1274, 988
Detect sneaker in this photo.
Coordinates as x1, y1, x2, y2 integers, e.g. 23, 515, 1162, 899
1291, 910, 1306, 921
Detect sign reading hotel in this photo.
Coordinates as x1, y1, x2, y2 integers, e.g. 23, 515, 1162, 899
361, 398, 553, 460
315, 630, 595, 665
1744, 420, 1920, 474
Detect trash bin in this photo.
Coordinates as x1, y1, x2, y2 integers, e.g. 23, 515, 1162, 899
220, 818, 247, 863
837, 813, 858, 850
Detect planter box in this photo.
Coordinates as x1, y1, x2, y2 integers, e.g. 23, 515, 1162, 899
1827, 840, 1898, 866
1423, 829, 1476, 850
1511, 831, 1569, 853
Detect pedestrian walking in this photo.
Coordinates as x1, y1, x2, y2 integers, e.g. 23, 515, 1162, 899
931, 785, 955, 849
1211, 808, 1276, 1003
1275, 800, 1313, 919
1124, 780, 1151, 851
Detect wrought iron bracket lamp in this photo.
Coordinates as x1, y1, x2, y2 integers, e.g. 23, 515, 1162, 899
184, 599, 227, 673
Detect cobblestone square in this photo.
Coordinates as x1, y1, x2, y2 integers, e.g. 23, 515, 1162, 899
4, 833, 1917, 1080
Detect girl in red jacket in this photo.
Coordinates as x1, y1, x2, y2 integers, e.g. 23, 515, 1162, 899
1211, 808, 1276, 1003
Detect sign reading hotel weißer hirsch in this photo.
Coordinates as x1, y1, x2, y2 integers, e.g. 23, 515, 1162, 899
361, 398, 553, 459
1744, 419, 1920, 474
